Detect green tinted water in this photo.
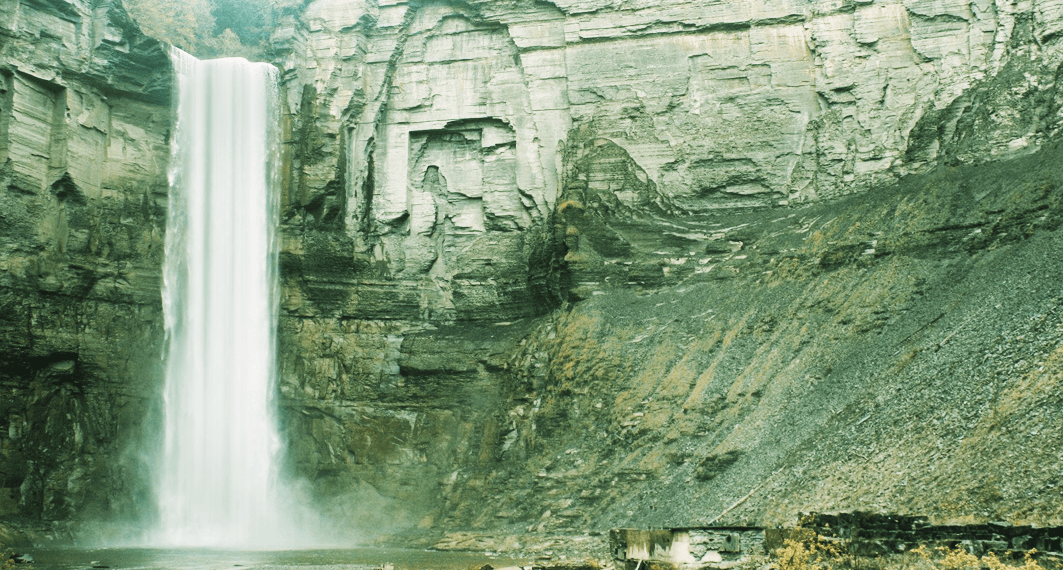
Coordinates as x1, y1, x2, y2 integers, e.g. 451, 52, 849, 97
25, 548, 530, 570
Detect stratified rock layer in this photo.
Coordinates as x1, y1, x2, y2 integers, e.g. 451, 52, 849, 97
272, 0, 1063, 540
3, 0, 1063, 546
0, 0, 171, 529
276, 0, 1063, 217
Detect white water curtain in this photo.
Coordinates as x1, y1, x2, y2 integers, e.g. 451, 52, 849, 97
159, 48, 282, 548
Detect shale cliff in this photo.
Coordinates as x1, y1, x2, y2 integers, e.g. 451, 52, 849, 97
4, 0, 1063, 548
272, 0, 1063, 539
0, 0, 171, 531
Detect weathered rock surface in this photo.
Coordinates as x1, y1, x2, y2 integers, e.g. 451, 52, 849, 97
4, 0, 1063, 549
286, 137, 1063, 538
484, 140, 1063, 533
276, 0, 1063, 217
270, 0, 1063, 541
0, 0, 171, 529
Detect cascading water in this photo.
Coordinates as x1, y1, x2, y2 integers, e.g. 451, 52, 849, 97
158, 48, 283, 547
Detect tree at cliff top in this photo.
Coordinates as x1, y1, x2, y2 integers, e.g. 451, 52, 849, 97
212, 0, 272, 52
123, 0, 216, 55
123, 0, 274, 59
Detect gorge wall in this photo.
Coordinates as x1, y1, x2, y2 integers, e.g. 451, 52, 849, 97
272, 0, 1063, 538
0, 0, 171, 534
3, 0, 1063, 546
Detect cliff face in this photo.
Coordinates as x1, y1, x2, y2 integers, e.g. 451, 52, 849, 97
3, 0, 1063, 544
273, 0, 1063, 537
0, 0, 171, 529
275, 0, 1063, 215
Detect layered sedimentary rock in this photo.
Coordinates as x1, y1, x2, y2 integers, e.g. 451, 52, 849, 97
0, 0, 171, 527
272, 0, 1063, 538
276, 0, 1063, 215
3, 0, 1063, 545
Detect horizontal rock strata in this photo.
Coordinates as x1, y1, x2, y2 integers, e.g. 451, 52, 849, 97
4, 0, 1063, 546
0, 0, 171, 528
272, 0, 1063, 539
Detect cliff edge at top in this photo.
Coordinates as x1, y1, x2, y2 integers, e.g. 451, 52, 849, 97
276, 0, 1063, 220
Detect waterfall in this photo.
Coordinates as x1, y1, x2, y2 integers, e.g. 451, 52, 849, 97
158, 48, 283, 547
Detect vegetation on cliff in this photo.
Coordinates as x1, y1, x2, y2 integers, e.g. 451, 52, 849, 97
122, 0, 278, 58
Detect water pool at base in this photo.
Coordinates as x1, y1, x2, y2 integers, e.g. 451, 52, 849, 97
25, 547, 531, 570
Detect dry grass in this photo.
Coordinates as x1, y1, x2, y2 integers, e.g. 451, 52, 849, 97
557, 199, 585, 214
775, 537, 844, 570
907, 546, 1053, 570
773, 537, 1058, 570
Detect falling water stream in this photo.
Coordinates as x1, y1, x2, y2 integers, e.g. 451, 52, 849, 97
23, 41, 542, 570
158, 48, 283, 547
121, 49, 528, 567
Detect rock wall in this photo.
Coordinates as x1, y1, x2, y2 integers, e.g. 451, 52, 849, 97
487, 140, 1063, 533
272, 0, 1063, 539
2, 0, 1063, 545
0, 0, 171, 529
276, 0, 1063, 216
272, 0, 568, 532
